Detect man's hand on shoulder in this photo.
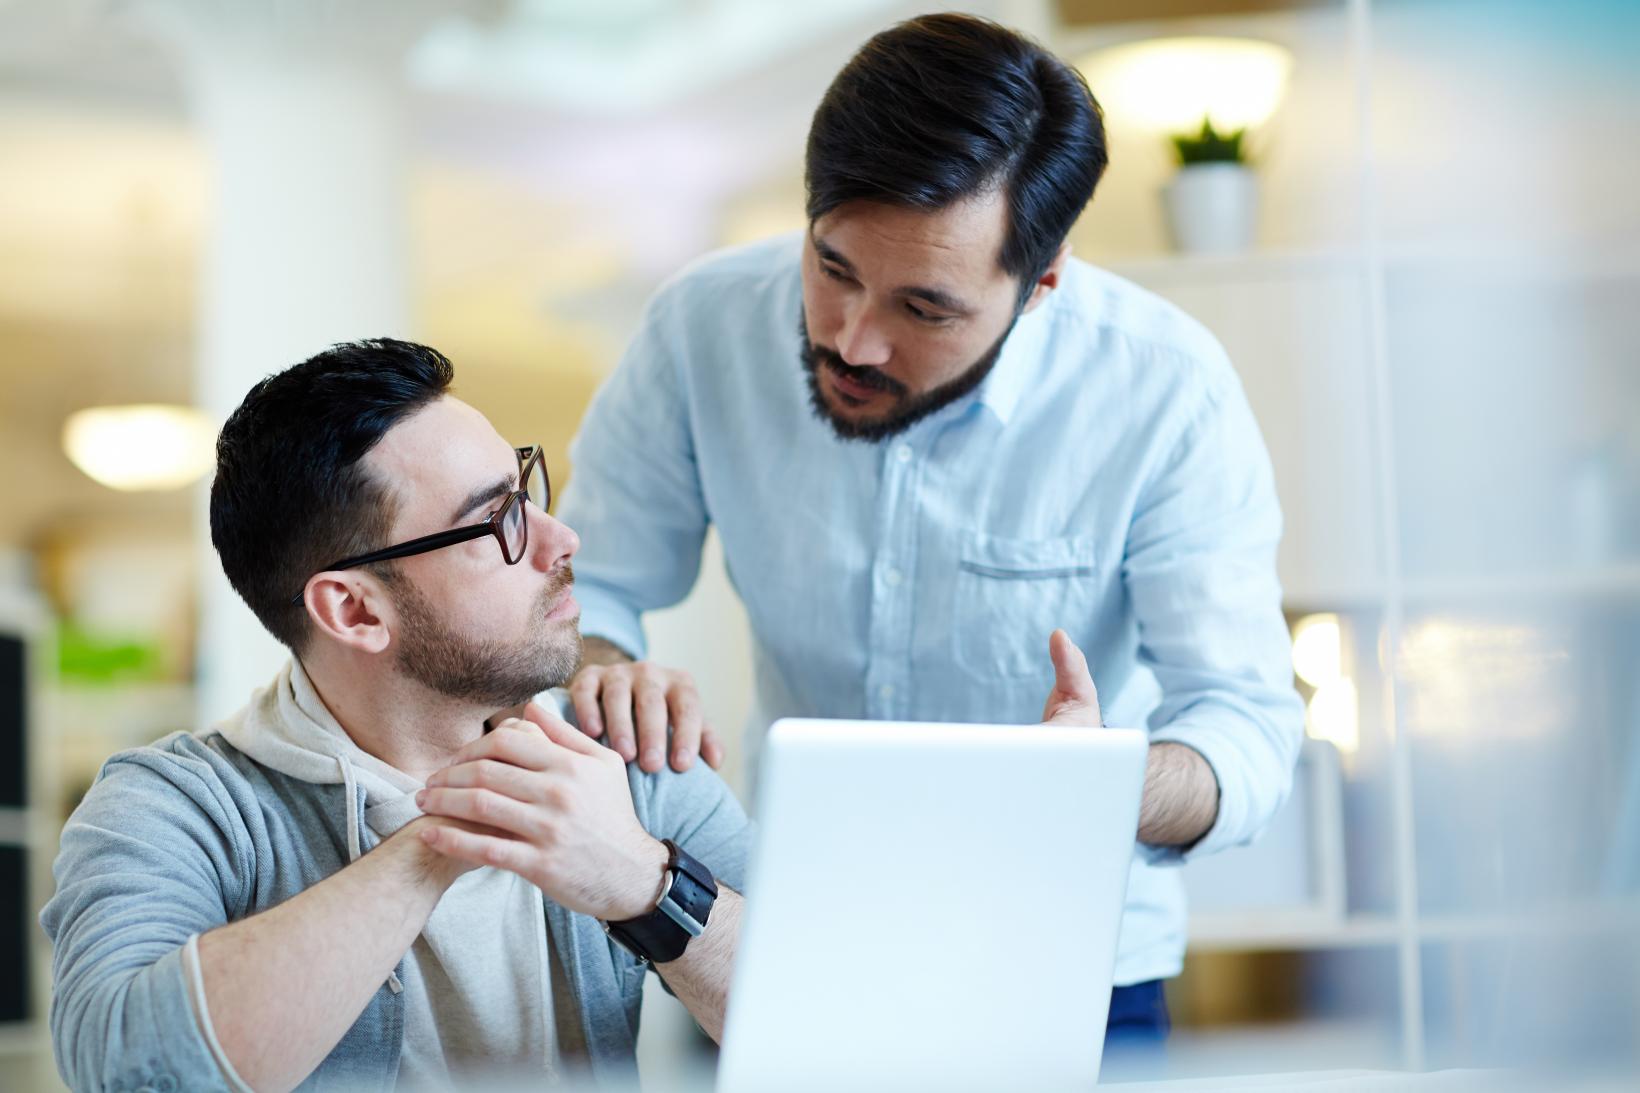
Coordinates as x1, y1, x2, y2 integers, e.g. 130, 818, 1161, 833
1040, 629, 1104, 728
414, 705, 670, 921
569, 636, 725, 774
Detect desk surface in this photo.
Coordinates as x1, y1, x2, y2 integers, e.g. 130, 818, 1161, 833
1104, 1070, 1547, 1091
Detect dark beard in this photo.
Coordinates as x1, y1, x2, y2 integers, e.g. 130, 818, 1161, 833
799, 311, 1017, 442
388, 564, 583, 708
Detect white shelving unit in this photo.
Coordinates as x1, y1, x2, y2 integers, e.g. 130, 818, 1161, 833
1106, 246, 1366, 286
1189, 898, 1640, 955
1188, 912, 1402, 953
1064, 0, 1640, 1074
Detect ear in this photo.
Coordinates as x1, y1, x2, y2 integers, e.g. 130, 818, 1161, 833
303, 574, 393, 655
1019, 241, 1072, 316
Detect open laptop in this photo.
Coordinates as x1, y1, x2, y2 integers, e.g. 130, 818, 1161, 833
717, 719, 1149, 1093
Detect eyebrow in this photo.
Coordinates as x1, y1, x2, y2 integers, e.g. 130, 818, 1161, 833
812, 231, 974, 316
449, 475, 514, 526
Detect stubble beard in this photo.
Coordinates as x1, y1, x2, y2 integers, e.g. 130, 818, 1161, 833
798, 312, 1017, 443
388, 564, 583, 709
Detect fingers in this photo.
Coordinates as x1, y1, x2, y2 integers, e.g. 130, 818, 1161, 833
416, 785, 541, 841
552, 660, 710, 771
568, 668, 607, 742
445, 723, 555, 772
666, 687, 705, 772
600, 673, 638, 764
534, 712, 607, 758
1049, 629, 1098, 703
420, 822, 528, 872
423, 758, 539, 800
432, 717, 605, 795
633, 681, 670, 772
699, 726, 726, 771
521, 699, 572, 733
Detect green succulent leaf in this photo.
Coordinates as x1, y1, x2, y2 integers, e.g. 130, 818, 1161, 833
1170, 116, 1249, 165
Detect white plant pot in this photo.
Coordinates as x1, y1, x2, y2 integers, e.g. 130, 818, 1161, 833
1162, 163, 1259, 254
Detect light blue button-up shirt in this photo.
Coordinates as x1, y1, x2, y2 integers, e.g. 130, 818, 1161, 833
557, 233, 1304, 984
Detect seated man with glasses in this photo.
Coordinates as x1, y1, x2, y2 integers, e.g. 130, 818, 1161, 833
39, 339, 759, 1091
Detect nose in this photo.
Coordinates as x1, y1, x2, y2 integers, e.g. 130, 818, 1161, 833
835, 299, 891, 368
530, 506, 579, 573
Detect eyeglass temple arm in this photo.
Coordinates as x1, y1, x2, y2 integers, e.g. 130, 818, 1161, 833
288, 448, 539, 607
286, 523, 494, 606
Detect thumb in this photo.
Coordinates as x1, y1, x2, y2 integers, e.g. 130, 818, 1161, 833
1042, 629, 1103, 727
1049, 629, 1098, 703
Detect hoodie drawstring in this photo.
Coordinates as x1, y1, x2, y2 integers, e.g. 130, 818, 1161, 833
338, 755, 404, 995
338, 755, 361, 864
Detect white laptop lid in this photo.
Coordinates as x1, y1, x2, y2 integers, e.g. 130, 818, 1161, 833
717, 719, 1148, 1093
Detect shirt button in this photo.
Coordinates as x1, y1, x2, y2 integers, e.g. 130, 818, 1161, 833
879, 684, 895, 700
895, 444, 913, 464
884, 567, 903, 587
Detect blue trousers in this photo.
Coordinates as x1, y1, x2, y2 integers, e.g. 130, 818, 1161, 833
1105, 979, 1171, 1047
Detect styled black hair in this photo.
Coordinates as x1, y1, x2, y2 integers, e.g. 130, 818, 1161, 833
805, 13, 1107, 303
209, 338, 454, 652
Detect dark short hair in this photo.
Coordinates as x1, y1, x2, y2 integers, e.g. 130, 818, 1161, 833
805, 13, 1107, 302
209, 338, 454, 652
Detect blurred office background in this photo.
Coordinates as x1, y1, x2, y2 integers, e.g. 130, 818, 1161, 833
0, 0, 1636, 1088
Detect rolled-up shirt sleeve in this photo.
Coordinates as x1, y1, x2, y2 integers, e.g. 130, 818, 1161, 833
40, 750, 254, 1091
1122, 365, 1305, 864
556, 283, 711, 661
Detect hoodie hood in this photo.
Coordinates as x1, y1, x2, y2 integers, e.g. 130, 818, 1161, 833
216, 657, 426, 866
215, 658, 437, 999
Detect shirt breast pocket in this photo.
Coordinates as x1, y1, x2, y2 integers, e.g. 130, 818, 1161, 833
952, 533, 1103, 680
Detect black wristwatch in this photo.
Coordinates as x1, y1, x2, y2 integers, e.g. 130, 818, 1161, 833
604, 839, 718, 964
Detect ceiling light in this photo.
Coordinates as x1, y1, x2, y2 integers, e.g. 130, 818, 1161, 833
63, 404, 217, 491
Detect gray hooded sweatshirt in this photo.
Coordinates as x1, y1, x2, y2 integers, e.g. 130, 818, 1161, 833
40, 659, 753, 1092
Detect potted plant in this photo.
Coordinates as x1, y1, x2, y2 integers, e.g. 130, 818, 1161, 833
1162, 118, 1259, 254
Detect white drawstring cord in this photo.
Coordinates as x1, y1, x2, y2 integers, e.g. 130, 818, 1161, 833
339, 755, 361, 864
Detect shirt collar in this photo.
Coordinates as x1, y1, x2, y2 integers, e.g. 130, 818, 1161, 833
972, 286, 1058, 428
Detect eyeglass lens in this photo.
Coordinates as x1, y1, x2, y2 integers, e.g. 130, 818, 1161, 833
525, 457, 549, 512
500, 456, 549, 563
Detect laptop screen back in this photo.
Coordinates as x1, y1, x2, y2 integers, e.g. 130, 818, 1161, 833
718, 719, 1148, 1092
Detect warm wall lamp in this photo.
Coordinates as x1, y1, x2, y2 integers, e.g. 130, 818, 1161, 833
1080, 36, 1294, 252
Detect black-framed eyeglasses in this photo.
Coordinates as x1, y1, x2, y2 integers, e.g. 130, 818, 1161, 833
289, 445, 549, 606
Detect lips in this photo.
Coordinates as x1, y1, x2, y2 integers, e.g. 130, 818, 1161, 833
827, 363, 889, 404
547, 592, 579, 621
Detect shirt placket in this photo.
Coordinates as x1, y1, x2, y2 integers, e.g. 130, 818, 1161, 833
865, 437, 921, 719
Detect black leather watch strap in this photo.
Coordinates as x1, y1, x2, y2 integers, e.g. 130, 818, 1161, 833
604, 839, 718, 964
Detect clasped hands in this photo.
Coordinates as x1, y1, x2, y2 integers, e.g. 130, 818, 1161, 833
412, 703, 668, 922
